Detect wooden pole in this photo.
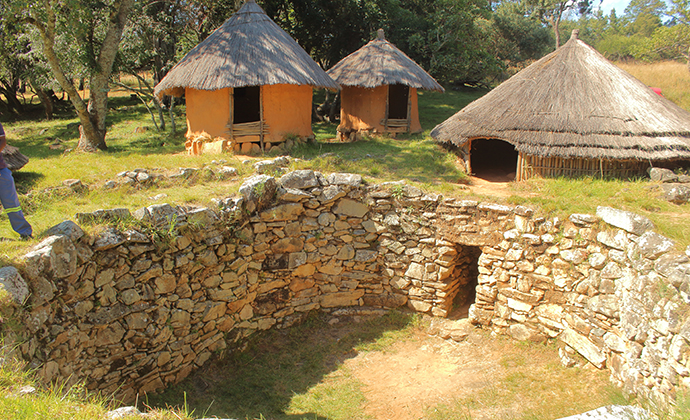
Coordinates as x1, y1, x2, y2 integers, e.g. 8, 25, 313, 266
406, 88, 412, 133
384, 85, 390, 133
259, 86, 265, 153
228, 88, 234, 140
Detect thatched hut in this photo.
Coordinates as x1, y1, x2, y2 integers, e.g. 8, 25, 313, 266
327, 29, 444, 141
154, 0, 339, 155
431, 30, 690, 180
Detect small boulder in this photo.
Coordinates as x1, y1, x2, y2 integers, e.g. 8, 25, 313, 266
596, 206, 654, 236
44, 220, 84, 242
239, 175, 277, 213
279, 170, 319, 189
649, 167, 678, 183
661, 183, 690, 204
0, 266, 29, 304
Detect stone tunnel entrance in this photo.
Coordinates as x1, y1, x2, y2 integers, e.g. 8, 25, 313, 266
436, 244, 482, 319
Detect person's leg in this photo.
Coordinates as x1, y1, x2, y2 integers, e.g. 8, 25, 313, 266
0, 168, 32, 237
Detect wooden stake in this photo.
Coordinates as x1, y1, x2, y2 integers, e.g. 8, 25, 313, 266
383, 85, 389, 133
406, 89, 412, 133
259, 86, 265, 153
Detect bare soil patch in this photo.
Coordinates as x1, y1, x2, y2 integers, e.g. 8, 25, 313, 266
346, 318, 611, 420
468, 176, 513, 198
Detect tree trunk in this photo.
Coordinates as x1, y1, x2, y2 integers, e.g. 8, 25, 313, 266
34, 88, 54, 120
157, 100, 166, 132
169, 96, 176, 134
80, 73, 109, 150
0, 80, 23, 114
328, 92, 340, 123
554, 16, 561, 49
77, 0, 134, 151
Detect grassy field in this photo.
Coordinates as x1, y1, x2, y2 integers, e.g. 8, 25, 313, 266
617, 60, 690, 111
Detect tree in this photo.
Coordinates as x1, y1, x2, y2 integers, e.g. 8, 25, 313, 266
371, 0, 501, 85
0, 20, 28, 116
483, 0, 553, 66
632, 0, 690, 70
9, 0, 134, 151
624, 0, 665, 36
526, 0, 592, 48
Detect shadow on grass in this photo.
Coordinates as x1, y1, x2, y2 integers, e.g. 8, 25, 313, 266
291, 137, 463, 185
3, 96, 187, 159
144, 311, 417, 420
13, 171, 45, 195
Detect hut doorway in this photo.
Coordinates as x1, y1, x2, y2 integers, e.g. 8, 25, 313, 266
470, 138, 518, 181
233, 86, 261, 124
388, 84, 409, 120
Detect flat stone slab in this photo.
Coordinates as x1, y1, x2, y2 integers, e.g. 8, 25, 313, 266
596, 206, 654, 236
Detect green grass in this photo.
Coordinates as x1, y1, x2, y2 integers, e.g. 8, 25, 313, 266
144, 311, 419, 420
508, 176, 690, 248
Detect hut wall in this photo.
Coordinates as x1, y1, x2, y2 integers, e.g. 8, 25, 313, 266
339, 85, 387, 132
339, 85, 422, 134
185, 88, 231, 139
263, 84, 313, 143
517, 153, 649, 180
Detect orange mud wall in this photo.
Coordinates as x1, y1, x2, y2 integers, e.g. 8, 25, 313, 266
338, 86, 422, 133
262, 84, 313, 143
185, 88, 230, 139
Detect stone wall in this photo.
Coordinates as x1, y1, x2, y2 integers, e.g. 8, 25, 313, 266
0, 169, 688, 404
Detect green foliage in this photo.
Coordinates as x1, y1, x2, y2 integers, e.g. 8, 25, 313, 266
632, 24, 690, 62
481, 1, 553, 66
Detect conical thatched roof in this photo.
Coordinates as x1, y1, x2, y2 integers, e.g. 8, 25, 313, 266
327, 29, 444, 92
431, 30, 690, 161
154, 0, 338, 98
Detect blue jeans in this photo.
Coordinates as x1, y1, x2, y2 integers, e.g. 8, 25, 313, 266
0, 168, 32, 237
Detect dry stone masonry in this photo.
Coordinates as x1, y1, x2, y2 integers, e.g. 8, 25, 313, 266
0, 169, 689, 405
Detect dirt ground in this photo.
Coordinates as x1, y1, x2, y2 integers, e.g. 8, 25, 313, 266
348, 323, 498, 420
342, 316, 609, 420
467, 176, 513, 198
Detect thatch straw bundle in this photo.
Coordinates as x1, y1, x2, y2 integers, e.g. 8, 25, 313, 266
154, 0, 338, 99
431, 30, 690, 161
327, 29, 444, 92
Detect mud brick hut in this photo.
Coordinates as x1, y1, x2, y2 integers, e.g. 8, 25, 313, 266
431, 30, 690, 181
327, 29, 444, 141
154, 0, 339, 155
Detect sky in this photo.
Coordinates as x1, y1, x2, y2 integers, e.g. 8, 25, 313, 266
597, 0, 631, 15
596, 0, 675, 16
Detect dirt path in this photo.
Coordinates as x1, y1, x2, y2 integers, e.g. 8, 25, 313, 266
467, 176, 513, 198
343, 318, 609, 420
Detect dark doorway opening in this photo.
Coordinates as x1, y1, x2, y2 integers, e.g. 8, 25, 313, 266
233, 86, 261, 124
388, 84, 409, 120
470, 138, 518, 181
443, 245, 482, 319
